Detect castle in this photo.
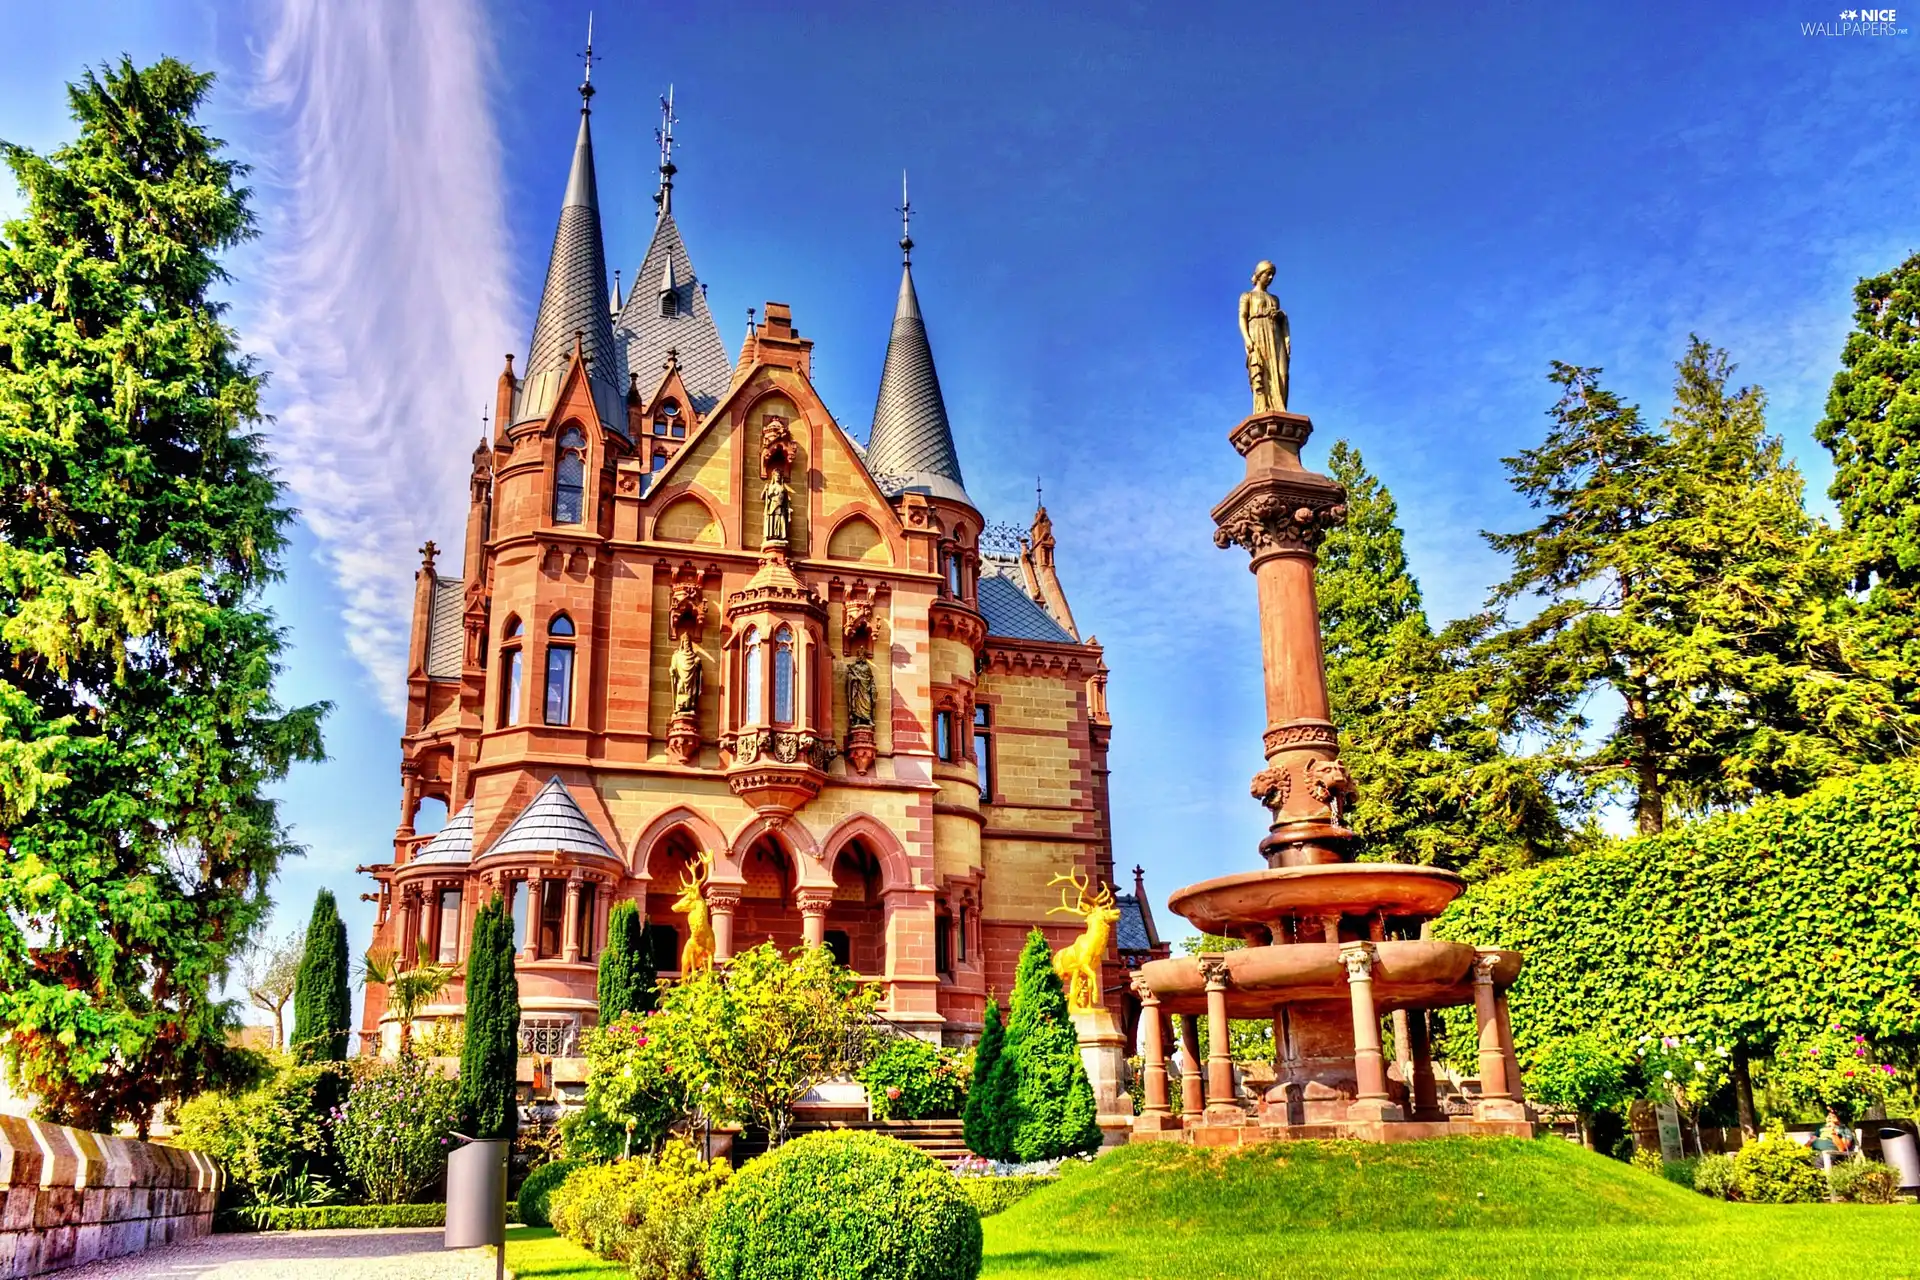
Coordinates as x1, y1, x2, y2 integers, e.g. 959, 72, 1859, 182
356, 74, 1167, 1069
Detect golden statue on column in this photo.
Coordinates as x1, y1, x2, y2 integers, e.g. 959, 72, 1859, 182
672, 850, 717, 974
1046, 870, 1120, 1013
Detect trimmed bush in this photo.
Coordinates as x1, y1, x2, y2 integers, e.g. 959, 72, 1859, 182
962, 1000, 1008, 1157
459, 894, 521, 1142
334, 1055, 461, 1204
516, 1158, 586, 1228
292, 891, 352, 1064
598, 902, 657, 1021
1658, 1158, 1696, 1189
956, 1175, 1054, 1218
551, 1141, 728, 1280
1729, 1131, 1824, 1203
216, 1203, 449, 1232
999, 930, 1100, 1162
1691, 1153, 1737, 1199
704, 1131, 981, 1280
1828, 1158, 1900, 1204
861, 1036, 968, 1121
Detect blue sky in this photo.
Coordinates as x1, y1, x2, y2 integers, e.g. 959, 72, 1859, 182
3, 1, 1915, 1011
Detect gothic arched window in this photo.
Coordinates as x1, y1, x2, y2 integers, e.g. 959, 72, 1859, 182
544, 614, 575, 726
553, 427, 586, 524
742, 627, 763, 724
773, 625, 795, 724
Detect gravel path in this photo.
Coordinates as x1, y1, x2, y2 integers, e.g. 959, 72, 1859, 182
50, 1228, 496, 1280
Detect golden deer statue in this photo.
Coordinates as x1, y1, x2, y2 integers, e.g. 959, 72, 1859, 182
1047, 870, 1121, 1013
672, 850, 717, 974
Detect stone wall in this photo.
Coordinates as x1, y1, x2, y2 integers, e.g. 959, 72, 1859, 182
0, 1116, 222, 1279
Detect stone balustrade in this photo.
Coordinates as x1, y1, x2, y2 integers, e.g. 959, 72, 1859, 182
0, 1115, 222, 1278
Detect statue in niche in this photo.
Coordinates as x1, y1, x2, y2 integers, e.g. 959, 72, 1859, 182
762, 470, 792, 546
670, 634, 703, 717
1239, 259, 1291, 414
845, 655, 877, 729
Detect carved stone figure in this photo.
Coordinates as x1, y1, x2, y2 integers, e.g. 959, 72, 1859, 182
1239, 260, 1291, 414
670, 635, 703, 717
762, 471, 792, 546
845, 655, 877, 729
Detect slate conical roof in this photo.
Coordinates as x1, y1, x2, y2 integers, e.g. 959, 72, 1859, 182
521, 105, 625, 432
485, 776, 619, 861
865, 261, 971, 506
616, 211, 732, 416
411, 802, 475, 866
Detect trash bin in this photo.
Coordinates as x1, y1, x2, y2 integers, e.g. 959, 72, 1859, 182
1878, 1127, 1920, 1192
445, 1136, 509, 1250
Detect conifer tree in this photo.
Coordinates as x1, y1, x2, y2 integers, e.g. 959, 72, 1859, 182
962, 998, 1007, 1158
458, 895, 520, 1142
1001, 930, 1101, 1161
1815, 252, 1920, 697
0, 57, 327, 1134
1481, 345, 1909, 834
1317, 441, 1570, 877
291, 890, 350, 1063
596, 902, 655, 1023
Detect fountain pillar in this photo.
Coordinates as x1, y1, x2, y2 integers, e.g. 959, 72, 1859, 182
1178, 1015, 1205, 1118
1200, 958, 1241, 1119
1407, 1009, 1442, 1121
1472, 952, 1527, 1122
1496, 991, 1526, 1111
1132, 974, 1175, 1128
1341, 944, 1404, 1123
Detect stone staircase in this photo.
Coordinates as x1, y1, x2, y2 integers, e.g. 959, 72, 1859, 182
732, 1118, 972, 1167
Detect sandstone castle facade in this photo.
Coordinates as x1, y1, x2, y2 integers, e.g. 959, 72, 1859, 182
358, 79, 1166, 1065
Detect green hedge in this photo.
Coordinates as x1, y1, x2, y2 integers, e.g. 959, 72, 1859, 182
956, 1175, 1054, 1218
215, 1201, 521, 1232
516, 1158, 585, 1228
1436, 764, 1920, 1058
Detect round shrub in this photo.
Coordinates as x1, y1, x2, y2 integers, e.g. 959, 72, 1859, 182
860, 1036, 968, 1121
1691, 1152, 1736, 1200
516, 1158, 586, 1228
1828, 1158, 1900, 1204
704, 1131, 982, 1280
1729, 1132, 1824, 1203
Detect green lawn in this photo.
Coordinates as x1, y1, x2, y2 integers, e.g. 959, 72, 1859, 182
500, 1225, 625, 1279
980, 1139, 1920, 1280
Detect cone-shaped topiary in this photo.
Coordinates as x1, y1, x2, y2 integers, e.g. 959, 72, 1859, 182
458, 894, 520, 1141
595, 901, 656, 1022
291, 890, 351, 1063
962, 998, 1009, 1159
1002, 929, 1101, 1162
704, 1130, 981, 1280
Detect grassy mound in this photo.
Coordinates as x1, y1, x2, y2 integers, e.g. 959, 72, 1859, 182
992, 1139, 1710, 1237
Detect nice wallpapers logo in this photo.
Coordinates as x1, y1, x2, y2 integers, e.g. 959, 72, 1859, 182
1802, 7, 1911, 33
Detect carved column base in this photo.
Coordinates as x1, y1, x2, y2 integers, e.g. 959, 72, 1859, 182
1346, 1097, 1405, 1123
667, 714, 701, 766
845, 725, 876, 776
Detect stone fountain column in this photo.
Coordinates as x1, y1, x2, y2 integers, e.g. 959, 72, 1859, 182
1210, 412, 1357, 867
1132, 973, 1180, 1134
1340, 943, 1404, 1123
1472, 952, 1527, 1123
1200, 957, 1242, 1121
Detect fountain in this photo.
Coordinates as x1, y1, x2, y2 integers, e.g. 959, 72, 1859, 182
1128, 264, 1532, 1145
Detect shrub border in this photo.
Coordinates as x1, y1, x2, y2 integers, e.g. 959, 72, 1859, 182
215, 1201, 521, 1232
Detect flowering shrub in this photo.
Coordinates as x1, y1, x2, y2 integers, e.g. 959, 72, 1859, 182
331, 1056, 461, 1204
950, 1153, 1093, 1179
550, 1141, 729, 1280
1772, 1026, 1897, 1121
859, 1036, 968, 1121
174, 1064, 345, 1207
1633, 1033, 1730, 1155
563, 1012, 690, 1159
1691, 1153, 1737, 1199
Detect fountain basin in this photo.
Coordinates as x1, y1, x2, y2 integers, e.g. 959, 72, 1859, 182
1168, 863, 1466, 937
1137, 941, 1521, 1019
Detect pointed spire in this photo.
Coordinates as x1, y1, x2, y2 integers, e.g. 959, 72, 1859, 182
866, 200, 970, 506
610, 269, 622, 314
523, 22, 621, 414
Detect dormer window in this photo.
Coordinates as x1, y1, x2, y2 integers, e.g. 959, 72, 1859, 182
658, 398, 684, 440
553, 427, 586, 524
660, 289, 678, 318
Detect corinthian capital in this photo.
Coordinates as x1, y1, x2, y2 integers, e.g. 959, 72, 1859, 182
1212, 492, 1349, 556
1339, 942, 1376, 982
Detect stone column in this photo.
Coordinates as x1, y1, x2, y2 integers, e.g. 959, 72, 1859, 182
561, 875, 583, 963
1472, 951, 1527, 1122
708, 888, 740, 963
1407, 1008, 1441, 1121
400, 889, 419, 968
1199, 956, 1238, 1118
519, 873, 541, 963
1496, 989, 1525, 1109
797, 889, 834, 949
1178, 1015, 1205, 1118
1131, 973, 1174, 1129
1341, 942, 1403, 1123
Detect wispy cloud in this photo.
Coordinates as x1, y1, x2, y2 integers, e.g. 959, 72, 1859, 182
246, 0, 515, 715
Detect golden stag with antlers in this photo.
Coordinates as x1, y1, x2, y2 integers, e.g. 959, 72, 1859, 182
1046, 869, 1121, 1013
672, 850, 717, 974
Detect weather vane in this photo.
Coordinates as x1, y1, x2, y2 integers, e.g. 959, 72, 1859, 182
898, 170, 913, 264
656, 84, 678, 215
579, 12, 596, 104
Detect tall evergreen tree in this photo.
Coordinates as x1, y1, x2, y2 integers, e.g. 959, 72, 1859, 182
459, 894, 520, 1142
1815, 252, 1920, 696
1317, 441, 1572, 877
0, 58, 326, 1133
595, 901, 655, 1022
1482, 345, 1909, 834
291, 889, 350, 1063
1001, 930, 1100, 1162
962, 998, 1007, 1158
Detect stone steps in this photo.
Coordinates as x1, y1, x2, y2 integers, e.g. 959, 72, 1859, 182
733, 1118, 973, 1166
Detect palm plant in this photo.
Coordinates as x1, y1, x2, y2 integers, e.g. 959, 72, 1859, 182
362, 941, 461, 1056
